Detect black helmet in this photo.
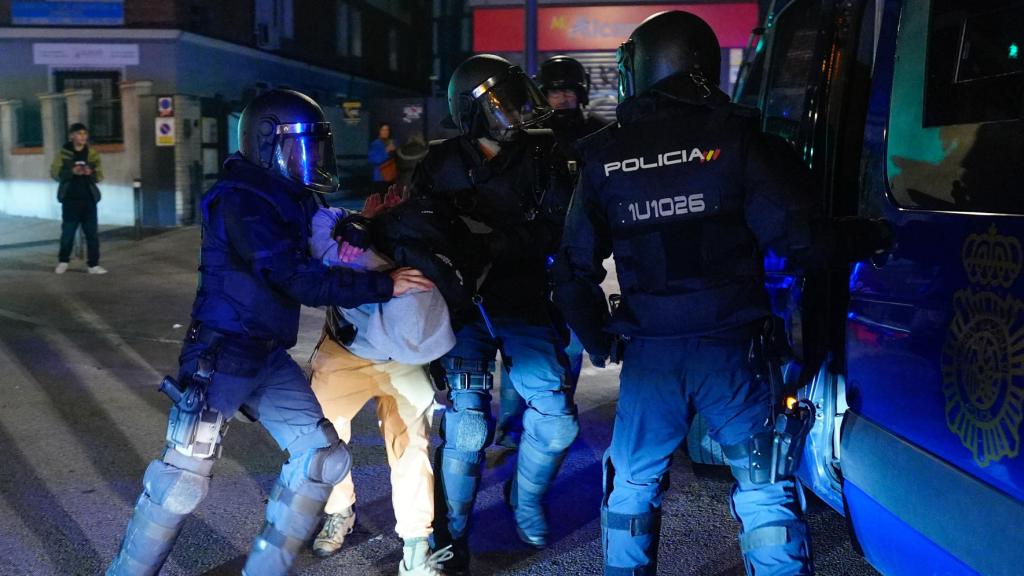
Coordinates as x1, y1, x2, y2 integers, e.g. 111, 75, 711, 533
537, 56, 591, 106
447, 54, 552, 141
239, 89, 339, 193
617, 11, 721, 101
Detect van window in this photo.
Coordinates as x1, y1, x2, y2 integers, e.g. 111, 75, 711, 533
887, 0, 1024, 214
761, 0, 823, 145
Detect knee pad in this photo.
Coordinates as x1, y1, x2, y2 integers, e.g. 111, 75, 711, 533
444, 408, 492, 453
307, 441, 352, 485
524, 411, 579, 453
143, 459, 210, 515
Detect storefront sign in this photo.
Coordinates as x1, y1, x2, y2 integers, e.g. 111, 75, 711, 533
14, 1, 124, 26
33, 43, 139, 67
342, 101, 363, 125
474, 3, 758, 52
155, 118, 175, 147
402, 104, 424, 124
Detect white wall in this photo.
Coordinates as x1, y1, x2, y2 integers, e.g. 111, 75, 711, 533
0, 150, 136, 226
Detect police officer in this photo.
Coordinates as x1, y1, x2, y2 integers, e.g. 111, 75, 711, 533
554, 12, 822, 575
493, 55, 610, 451
536, 55, 609, 156
414, 54, 579, 574
106, 89, 432, 576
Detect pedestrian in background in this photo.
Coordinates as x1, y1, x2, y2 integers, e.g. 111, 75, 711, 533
51, 122, 106, 274
369, 122, 398, 195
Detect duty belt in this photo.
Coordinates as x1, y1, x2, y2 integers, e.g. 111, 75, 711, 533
185, 322, 279, 353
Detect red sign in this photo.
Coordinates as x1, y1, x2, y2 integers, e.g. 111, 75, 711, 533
474, 3, 758, 52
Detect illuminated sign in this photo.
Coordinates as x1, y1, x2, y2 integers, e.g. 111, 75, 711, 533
13, 1, 124, 26
474, 3, 758, 52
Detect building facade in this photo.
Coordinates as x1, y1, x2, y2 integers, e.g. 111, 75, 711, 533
0, 0, 431, 226
469, 0, 758, 120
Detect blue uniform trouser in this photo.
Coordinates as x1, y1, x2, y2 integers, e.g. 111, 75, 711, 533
434, 314, 579, 547
497, 330, 583, 445
107, 343, 351, 576
603, 337, 812, 576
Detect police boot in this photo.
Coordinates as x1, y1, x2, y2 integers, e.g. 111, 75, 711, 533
508, 409, 580, 548
243, 421, 351, 576
107, 451, 214, 576
730, 478, 813, 576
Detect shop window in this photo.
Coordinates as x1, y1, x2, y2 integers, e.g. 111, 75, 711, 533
17, 105, 43, 147
336, 1, 350, 56
351, 7, 363, 58
55, 70, 122, 144
761, 0, 823, 144
886, 0, 1024, 214
388, 27, 399, 71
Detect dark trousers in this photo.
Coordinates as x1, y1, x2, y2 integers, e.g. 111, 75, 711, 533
58, 201, 99, 266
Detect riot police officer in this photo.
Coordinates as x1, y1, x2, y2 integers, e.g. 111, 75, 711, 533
494, 55, 610, 450
554, 12, 820, 575
536, 55, 609, 156
414, 54, 579, 574
106, 89, 432, 576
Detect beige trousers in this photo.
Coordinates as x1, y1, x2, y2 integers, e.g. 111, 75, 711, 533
310, 336, 437, 539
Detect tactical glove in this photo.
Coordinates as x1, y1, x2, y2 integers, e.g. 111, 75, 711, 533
334, 214, 372, 250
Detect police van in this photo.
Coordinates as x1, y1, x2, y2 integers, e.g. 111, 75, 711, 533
730, 0, 1024, 574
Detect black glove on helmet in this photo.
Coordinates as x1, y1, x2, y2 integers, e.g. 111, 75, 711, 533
447, 54, 552, 141
617, 10, 721, 102
239, 89, 339, 193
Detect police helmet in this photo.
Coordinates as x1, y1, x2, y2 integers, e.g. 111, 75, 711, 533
617, 11, 721, 101
536, 56, 591, 106
447, 54, 552, 141
239, 89, 339, 193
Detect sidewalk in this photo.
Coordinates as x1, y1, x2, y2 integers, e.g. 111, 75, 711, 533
0, 213, 122, 249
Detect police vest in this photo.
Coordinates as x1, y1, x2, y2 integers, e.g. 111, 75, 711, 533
191, 158, 318, 345
416, 131, 573, 314
585, 102, 772, 336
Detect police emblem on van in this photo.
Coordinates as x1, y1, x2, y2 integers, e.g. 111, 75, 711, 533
940, 225, 1024, 467
604, 148, 721, 177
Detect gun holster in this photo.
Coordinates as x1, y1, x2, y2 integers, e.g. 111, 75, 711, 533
160, 356, 226, 460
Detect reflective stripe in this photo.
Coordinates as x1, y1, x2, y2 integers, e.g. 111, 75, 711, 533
257, 522, 306, 556
442, 458, 481, 478
269, 481, 324, 517
448, 372, 493, 390
601, 508, 656, 536
739, 523, 803, 553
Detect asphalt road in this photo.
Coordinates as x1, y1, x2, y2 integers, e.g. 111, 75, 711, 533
0, 227, 879, 576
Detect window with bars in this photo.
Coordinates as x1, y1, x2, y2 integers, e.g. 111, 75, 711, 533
55, 70, 123, 143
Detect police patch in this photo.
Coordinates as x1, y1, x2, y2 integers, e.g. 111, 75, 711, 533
941, 226, 1024, 467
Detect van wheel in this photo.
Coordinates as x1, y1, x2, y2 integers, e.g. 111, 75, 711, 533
686, 413, 727, 466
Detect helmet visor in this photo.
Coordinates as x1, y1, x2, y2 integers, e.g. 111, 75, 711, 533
617, 39, 636, 102
273, 122, 339, 193
473, 68, 552, 138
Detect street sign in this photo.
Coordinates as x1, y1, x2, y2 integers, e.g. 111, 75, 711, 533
155, 117, 175, 146
158, 96, 174, 117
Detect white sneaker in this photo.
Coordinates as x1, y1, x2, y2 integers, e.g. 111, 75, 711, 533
312, 508, 356, 558
55, 262, 68, 274
399, 539, 453, 576
87, 266, 108, 275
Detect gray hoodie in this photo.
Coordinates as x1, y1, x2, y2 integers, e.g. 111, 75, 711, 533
310, 207, 456, 364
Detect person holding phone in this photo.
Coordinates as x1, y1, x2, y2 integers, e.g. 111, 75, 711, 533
51, 122, 106, 274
